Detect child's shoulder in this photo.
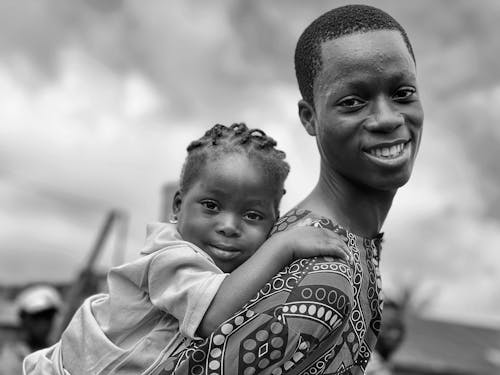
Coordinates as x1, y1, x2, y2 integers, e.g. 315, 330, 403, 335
137, 222, 219, 267
139, 222, 189, 256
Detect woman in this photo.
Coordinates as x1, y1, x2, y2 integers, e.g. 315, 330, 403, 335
162, 4, 423, 375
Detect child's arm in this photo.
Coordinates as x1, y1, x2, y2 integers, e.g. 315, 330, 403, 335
197, 226, 351, 337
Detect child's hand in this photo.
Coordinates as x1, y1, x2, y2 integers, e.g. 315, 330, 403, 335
267, 226, 353, 265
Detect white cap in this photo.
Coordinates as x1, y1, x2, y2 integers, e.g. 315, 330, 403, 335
16, 285, 62, 314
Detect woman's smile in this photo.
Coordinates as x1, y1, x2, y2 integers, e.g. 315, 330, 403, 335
363, 140, 412, 167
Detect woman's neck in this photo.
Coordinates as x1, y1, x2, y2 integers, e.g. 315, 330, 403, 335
296, 166, 396, 238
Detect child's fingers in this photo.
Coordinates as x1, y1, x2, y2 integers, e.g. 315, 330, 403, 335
326, 244, 352, 264
333, 247, 353, 265
287, 226, 353, 265
322, 234, 353, 264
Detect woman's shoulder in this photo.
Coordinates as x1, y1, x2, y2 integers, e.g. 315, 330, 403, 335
272, 208, 383, 245
271, 208, 346, 237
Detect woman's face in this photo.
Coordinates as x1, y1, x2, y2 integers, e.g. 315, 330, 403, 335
308, 30, 424, 192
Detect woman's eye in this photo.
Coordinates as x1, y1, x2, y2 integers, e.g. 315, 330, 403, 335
337, 96, 365, 110
244, 212, 263, 221
394, 87, 416, 101
201, 201, 219, 211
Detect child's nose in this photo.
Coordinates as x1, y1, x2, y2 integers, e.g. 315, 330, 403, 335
216, 213, 241, 237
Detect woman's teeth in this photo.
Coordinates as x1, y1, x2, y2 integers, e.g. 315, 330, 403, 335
369, 143, 405, 158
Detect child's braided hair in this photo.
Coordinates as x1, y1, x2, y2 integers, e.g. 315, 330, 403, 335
180, 123, 290, 206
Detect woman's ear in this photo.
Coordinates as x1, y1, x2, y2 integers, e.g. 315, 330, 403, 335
172, 190, 182, 215
298, 99, 317, 136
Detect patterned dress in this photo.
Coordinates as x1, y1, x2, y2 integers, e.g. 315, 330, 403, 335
155, 209, 383, 375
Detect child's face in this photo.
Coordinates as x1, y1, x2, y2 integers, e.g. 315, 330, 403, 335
174, 154, 279, 273
307, 30, 424, 192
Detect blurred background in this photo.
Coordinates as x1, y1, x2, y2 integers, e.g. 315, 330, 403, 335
0, 0, 499, 373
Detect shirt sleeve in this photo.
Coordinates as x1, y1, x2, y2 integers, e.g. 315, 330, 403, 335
23, 343, 69, 375
146, 244, 228, 339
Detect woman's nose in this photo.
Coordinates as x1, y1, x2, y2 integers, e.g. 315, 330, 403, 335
364, 97, 404, 133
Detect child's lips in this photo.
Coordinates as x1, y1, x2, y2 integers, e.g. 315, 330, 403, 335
207, 244, 241, 260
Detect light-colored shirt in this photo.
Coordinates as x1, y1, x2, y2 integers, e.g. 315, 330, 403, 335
23, 223, 227, 375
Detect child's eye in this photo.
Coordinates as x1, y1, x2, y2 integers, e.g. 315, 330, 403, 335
244, 211, 263, 221
393, 87, 416, 102
200, 200, 219, 211
337, 96, 365, 111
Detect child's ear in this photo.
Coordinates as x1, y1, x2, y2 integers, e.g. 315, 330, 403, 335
298, 99, 317, 136
172, 190, 182, 215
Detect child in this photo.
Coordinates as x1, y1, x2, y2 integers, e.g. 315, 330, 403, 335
24, 123, 351, 375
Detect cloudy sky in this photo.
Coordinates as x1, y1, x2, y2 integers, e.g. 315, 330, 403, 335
1, 0, 499, 327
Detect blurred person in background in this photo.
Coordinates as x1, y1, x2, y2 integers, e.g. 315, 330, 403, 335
366, 286, 407, 375
0, 285, 62, 375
